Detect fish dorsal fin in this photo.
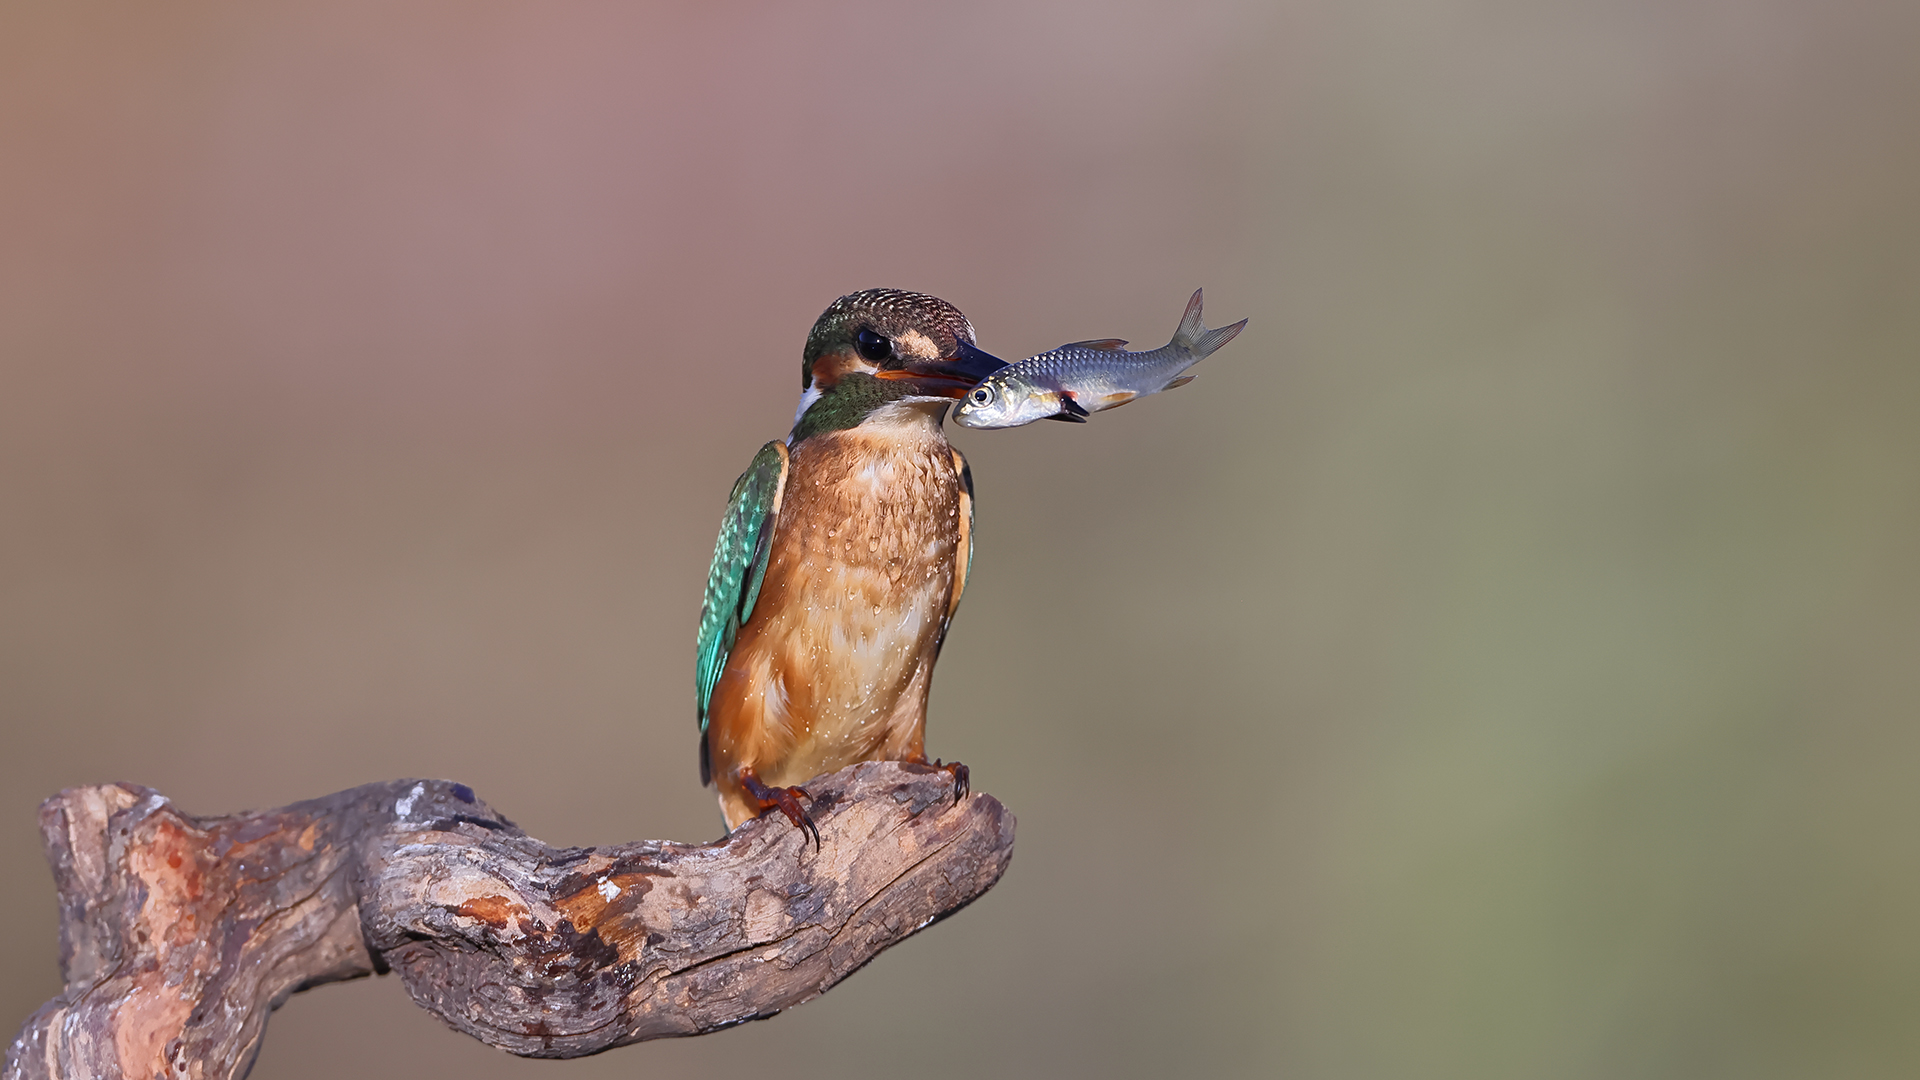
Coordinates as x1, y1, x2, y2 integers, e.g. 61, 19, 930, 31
1062, 338, 1128, 350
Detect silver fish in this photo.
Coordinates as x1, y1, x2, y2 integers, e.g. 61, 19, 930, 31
952, 289, 1247, 429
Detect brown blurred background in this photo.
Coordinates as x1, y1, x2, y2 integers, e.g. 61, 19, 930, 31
4, 1, 1918, 1077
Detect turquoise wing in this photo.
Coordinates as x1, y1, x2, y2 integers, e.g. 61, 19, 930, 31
696, 440, 789, 734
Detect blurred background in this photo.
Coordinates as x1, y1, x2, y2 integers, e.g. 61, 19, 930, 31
3, 1, 1918, 1077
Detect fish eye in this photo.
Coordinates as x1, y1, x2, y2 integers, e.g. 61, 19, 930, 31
855, 328, 892, 362
969, 386, 993, 406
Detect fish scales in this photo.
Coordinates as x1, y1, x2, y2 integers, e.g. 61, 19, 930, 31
953, 288, 1247, 430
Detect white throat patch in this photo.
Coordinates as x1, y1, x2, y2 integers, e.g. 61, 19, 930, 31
788, 383, 824, 443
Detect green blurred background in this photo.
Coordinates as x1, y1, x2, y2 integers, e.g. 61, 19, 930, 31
4, 2, 1918, 1077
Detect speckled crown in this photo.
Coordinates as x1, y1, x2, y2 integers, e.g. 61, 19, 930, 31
802, 289, 976, 387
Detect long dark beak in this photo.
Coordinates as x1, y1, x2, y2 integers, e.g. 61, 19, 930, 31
875, 340, 1009, 398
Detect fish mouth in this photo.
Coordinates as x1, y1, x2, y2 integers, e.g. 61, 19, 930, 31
873, 340, 1008, 398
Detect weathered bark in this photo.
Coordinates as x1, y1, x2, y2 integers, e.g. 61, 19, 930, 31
4, 762, 1014, 1080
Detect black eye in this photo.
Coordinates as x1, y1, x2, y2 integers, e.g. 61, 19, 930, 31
970, 387, 992, 405
855, 328, 892, 362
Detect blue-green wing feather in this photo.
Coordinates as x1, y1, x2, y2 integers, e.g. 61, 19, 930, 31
696, 440, 788, 733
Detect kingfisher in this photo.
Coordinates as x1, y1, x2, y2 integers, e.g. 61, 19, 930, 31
695, 289, 1007, 840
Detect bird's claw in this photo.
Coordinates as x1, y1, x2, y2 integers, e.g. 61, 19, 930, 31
768, 787, 820, 849
930, 759, 969, 804
742, 772, 819, 849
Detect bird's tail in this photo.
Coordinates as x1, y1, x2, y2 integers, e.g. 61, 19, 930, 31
1170, 288, 1248, 362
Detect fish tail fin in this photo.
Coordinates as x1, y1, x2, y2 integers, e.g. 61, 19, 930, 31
1170, 288, 1248, 361
1192, 318, 1248, 359
1170, 289, 1209, 351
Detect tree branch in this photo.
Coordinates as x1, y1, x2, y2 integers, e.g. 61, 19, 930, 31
4, 762, 1014, 1080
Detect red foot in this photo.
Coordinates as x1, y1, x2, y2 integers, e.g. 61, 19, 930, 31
740, 769, 819, 848
928, 758, 970, 804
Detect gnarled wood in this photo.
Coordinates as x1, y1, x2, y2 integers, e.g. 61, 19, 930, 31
4, 762, 1014, 1080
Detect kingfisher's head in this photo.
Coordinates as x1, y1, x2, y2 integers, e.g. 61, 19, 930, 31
791, 289, 1006, 442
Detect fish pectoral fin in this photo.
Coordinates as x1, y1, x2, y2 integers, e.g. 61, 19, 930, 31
1045, 395, 1092, 422
1164, 375, 1196, 390
1061, 338, 1129, 350
1097, 390, 1140, 409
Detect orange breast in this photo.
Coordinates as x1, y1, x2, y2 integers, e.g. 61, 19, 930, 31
705, 423, 963, 826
